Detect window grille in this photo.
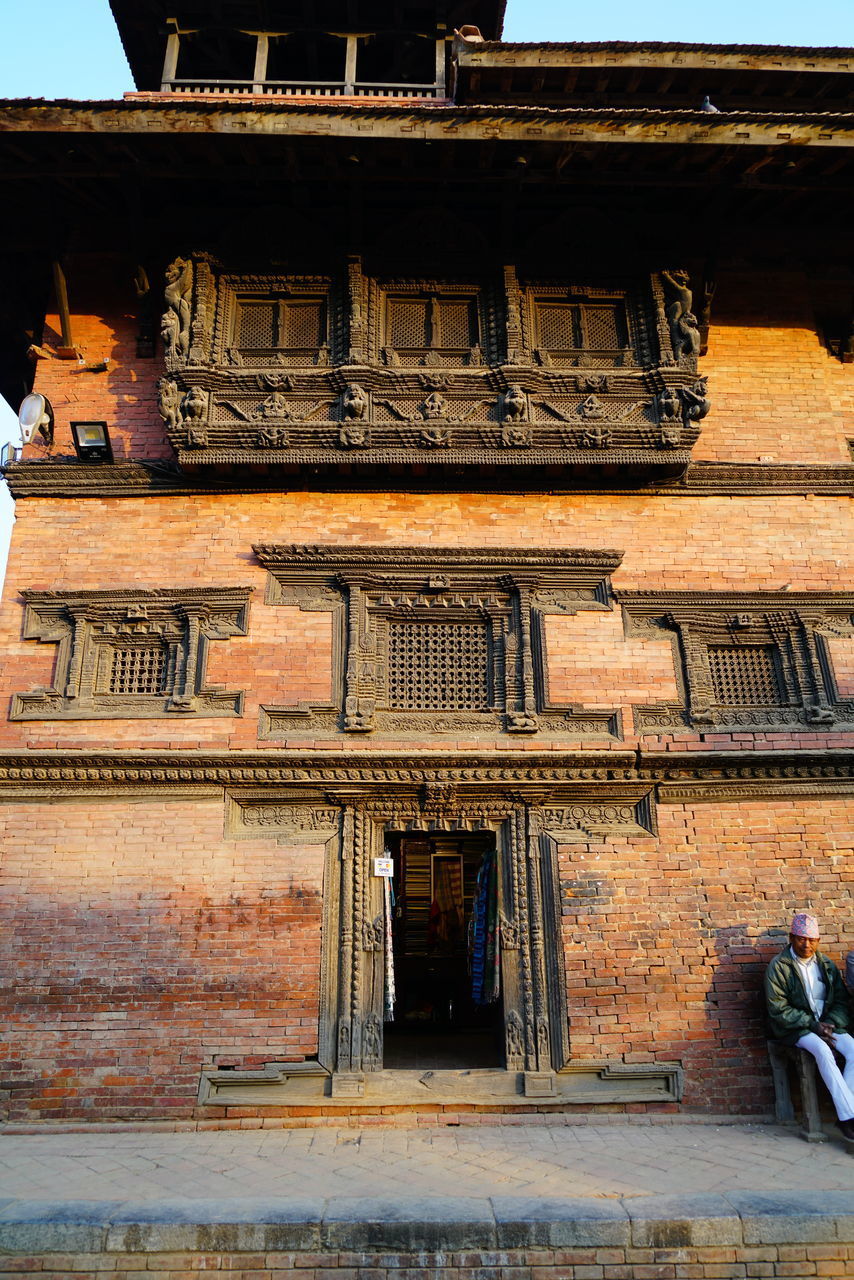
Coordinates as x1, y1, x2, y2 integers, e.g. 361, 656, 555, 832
386, 295, 478, 353
235, 297, 326, 349
583, 303, 627, 350
386, 620, 490, 711
236, 301, 277, 348
537, 303, 580, 351
708, 645, 783, 706
109, 644, 168, 695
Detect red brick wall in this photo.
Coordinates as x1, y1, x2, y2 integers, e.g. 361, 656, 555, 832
1, 791, 851, 1121
560, 795, 854, 1112
0, 799, 325, 1121
1, 488, 852, 752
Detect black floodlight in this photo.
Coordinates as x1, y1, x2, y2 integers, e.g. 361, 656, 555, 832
18, 393, 54, 446
70, 421, 113, 462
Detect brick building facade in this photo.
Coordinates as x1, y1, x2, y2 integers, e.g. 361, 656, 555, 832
0, 1, 852, 1123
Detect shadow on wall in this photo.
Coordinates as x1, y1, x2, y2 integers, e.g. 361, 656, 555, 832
707, 925, 790, 1051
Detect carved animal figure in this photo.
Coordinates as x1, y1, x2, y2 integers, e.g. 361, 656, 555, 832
342, 383, 368, 420
157, 378, 181, 430
661, 269, 700, 361
681, 377, 710, 423
503, 385, 527, 421
181, 386, 208, 422
162, 257, 193, 359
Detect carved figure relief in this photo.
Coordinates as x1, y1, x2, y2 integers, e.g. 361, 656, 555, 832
162, 257, 193, 361
661, 269, 700, 363
339, 424, 369, 448
656, 387, 681, 423
342, 383, 368, 420
501, 423, 533, 447
580, 425, 612, 449
182, 386, 208, 422
659, 425, 682, 448
157, 378, 181, 431
251, 392, 292, 420
681, 377, 710, 424
256, 426, 289, 448
502, 385, 528, 422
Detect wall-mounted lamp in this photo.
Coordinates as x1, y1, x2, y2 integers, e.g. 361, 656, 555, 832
70, 421, 113, 462
18, 393, 55, 446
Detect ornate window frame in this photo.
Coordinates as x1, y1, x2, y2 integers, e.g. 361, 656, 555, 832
255, 544, 623, 739
12, 587, 252, 720
619, 590, 854, 733
211, 272, 342, 369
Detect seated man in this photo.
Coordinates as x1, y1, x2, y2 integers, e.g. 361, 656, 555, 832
765, 912, 854, 1140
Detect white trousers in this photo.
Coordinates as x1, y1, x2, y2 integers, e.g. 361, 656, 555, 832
796, 1031, 854, 1122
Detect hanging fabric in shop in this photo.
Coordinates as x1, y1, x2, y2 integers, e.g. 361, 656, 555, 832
470, 849, 500, 1005
383, 875, 396, 1021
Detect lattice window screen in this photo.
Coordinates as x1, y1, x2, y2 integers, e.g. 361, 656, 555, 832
109, 645, 168, 695
583, 303, 627, 350
708, 645, 783, 706
386, 621, 490, 710
537, 303, 580, 350
436, 300, 475, 348
388, 299, 430, 349
281, 300, 325, 348
236, 301, 277, 348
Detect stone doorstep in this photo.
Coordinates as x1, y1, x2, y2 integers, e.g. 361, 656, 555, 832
197, 1061, 684, 1108
1, 1190, 854, 1255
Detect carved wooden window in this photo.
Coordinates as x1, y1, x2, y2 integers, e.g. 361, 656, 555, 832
707, 645, 784, 707
255, 544, 623, 740
11, 588, 252, 720
386, 620, 492, 711
233, 294, 327, 359
530, 295, 631, 365
381, 290, 481, 365
620, 592, 854, 733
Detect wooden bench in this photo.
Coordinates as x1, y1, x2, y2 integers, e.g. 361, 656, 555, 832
767, 1041, 826, 1142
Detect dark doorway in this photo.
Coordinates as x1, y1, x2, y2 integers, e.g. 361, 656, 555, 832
383, 832, 503, 1069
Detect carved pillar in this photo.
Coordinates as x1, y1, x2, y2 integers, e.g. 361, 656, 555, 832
341, 579, 374, 731
189, 258, 214, 365
63, 611, 89, 700
508, 577, 539, 732
525, 806, 552, 1074
795, 614, 836, 723
510, 805, 537, 1070
171, 610, 200, 709
347, 255, 368, 363
675, 620, 715, 725
503, 265, 525, 363
337, 805, 356, 1072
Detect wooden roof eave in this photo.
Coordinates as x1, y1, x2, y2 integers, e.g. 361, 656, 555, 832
1, 100, 852, 152
452, 37, 854, 76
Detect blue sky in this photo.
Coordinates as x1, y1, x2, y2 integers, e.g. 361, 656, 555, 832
0, 0, 852, 577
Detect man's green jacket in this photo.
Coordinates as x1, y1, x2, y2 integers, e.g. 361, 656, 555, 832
764, 947, 851, 1045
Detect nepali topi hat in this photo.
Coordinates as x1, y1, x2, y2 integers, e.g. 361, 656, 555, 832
791, 912, 820, 938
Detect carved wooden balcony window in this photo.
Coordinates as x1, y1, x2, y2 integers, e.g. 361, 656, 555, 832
254, 544, 623, 740
619, 591, 854, 733
231, 292, 329, 364
383, 292, 480, 365
11, 587, 252, 720
524, 288, 639, 368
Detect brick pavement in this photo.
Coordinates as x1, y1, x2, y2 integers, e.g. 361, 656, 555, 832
1, 1119, 852, 1204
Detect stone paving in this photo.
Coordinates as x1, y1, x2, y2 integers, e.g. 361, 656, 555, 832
1, 1119, 853, 1205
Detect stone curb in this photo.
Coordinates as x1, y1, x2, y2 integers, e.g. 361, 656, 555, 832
0, 1190, 853, 1254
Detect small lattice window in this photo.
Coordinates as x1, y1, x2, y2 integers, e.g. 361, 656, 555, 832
536, 303, 581, 351
109, 644, 168, 695
386, 295, 478, 353
386, 621, 490, 711
583, 303, 627, 351
236, 301, 277, 348
708, 645, 783, 706
235, 297, 326, 350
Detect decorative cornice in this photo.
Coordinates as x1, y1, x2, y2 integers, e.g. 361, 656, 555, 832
5, 460, 852, 499
254, 543, 624, 576
0, 749, 851, 803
